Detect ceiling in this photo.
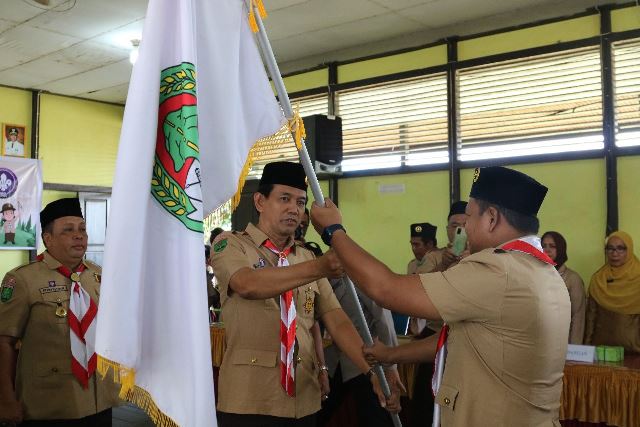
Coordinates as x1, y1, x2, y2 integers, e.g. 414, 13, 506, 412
0, 0, 626, 104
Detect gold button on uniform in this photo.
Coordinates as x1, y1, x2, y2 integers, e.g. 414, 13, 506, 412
444, 397, 451, 405
52, 367, 58, 373
296, 356, 302, 363
251, 357, 257, 364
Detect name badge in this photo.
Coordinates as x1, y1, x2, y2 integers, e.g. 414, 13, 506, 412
566, 344, 596, 363
40, 285, 68, 294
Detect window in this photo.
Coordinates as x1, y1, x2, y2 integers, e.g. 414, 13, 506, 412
458, 47, 604, 161
79, 193, 110, 266
336, 75, 449, 171
248, 94, 329, 177
613, 38, 640, 147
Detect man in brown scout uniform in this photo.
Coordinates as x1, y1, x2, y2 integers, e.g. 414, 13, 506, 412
210, 161, 387, 427
0, 198, 118, 427
311, 166, 570, 427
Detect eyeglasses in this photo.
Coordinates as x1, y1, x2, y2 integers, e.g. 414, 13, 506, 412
605, 246, 627, 253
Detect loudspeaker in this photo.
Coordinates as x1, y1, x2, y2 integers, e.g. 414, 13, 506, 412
302, 114, 342, 173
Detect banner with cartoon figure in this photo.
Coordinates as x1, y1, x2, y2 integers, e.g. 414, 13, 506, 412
0, 157, 42, 250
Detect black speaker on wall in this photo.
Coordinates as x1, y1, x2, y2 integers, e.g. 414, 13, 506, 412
302, 114, 342, 173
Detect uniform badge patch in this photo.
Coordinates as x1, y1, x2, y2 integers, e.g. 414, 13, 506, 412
48, 280, 56, 287
253, 258, 266, 269
1, 277, 16, 302
94, 273, 101, 283
214, 238, 228, 253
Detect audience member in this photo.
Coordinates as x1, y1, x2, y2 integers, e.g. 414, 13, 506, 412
542, 231, 586, 344
309, 243, 402, 427
0, 198, 119, 426
585, 231, 640, 352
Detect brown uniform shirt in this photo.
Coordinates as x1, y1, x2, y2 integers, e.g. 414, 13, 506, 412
210, 223, 341, 418
0, 252, 119, 420
584, 296, 640, 352
558, 265, 586, 345
420, 244, 570, 427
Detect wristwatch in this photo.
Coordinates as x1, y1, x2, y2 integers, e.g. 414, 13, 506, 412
321, 224, 346, 246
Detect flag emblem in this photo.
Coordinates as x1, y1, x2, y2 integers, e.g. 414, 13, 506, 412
151, 62, 202, 232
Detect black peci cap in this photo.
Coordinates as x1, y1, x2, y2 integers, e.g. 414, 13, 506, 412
259, 161, 308, 192
40, 198, 84, 229
410, 222, 437, 240
448, 201, 468, 219
469, 167, 547, 216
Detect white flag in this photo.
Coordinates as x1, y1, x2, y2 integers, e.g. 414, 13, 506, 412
95, 0, 284, 425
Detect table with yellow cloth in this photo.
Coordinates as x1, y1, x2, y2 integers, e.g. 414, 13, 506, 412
211, 327, 640, 427
560, 354, 640, 427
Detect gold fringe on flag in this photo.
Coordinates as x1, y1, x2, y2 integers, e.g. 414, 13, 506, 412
98, 356, 179, 427
230, 111, 305, 210
248, 0, 268, 33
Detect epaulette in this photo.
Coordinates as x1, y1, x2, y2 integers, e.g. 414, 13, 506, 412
494, 248, 507, 254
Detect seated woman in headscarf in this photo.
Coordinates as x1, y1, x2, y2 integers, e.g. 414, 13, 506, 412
585, 231, 640, 352
542, 231, 586, 344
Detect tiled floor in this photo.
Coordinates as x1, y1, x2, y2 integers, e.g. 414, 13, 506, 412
113, 403, 155, 426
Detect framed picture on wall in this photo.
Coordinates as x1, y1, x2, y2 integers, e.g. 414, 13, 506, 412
2, 124, 27, 158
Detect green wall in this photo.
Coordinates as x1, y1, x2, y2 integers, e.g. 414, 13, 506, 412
339, 171, 449, 274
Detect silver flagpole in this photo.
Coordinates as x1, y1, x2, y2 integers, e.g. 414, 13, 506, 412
432, 342, 446, 427
248, 4, 402, 427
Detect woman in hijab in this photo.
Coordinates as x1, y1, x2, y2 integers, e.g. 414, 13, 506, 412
585, 231, 640, 352
542, 231, 586, 344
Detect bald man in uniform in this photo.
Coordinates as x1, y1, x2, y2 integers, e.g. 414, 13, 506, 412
0, 198, 118, 427
210, 161, 386, 427
311, 166, 570, 427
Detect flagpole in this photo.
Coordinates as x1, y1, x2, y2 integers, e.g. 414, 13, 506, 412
249, 4, 402, 427
432, 342, 446, 427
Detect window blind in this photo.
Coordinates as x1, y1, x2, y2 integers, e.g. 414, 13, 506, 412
613, 38, 640, 147
336, 75, 449, 171
458, 47, 603, 161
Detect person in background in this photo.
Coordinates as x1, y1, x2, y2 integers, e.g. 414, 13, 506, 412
541, 231, 585, 344
306, 243, 403, 427
437, 201, 469, 271
407, 222, 439, 276
406, 223, 439, 335
0, 198, 118, 426
209, 227, 224, 246
585, 231, 640, 352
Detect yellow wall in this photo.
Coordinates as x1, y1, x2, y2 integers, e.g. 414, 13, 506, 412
339, 170, 449, 274
612, 5, 640, 33
461, 159, 607, 284
338, 45, 447, 84
458, 15, 600, 61
39, 94, 123, 186
618, 156, 640, 248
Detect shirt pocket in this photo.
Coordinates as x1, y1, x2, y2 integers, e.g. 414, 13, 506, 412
40, 291, 70, 324
435, 384, 459, 412
231, 349, 278, 368
34, 359, 73, 389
